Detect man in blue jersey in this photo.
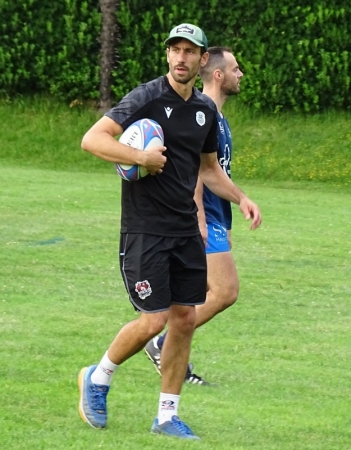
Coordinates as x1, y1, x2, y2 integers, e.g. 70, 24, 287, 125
145, 47, 252, 384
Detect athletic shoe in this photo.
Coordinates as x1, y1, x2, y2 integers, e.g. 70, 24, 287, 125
78, 365, 110, 429
151, 415, 200, 440
145, 337, 211, 385
144, 336, 162, 375
185, 363, 211, 386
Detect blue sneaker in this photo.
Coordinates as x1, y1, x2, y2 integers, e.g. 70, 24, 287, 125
151, 415, 200, 440
78, 365, 110, 429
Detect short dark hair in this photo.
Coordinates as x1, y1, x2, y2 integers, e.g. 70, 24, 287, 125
199, 46, 233, 82
166, 37, 207, 56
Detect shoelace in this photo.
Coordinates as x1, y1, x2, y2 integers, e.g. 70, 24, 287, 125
90, 385, 108, 412
172, 417, 194, 435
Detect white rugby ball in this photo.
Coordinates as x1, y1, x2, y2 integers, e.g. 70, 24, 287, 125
115, 118, 164, 181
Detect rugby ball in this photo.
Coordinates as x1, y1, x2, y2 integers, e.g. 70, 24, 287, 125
115, 118, 164, 181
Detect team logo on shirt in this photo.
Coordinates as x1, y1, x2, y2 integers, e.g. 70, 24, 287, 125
196, 111, 205, 126
135, 280, 152, 299
164, 106, 173, 118
219, 143, 231, 175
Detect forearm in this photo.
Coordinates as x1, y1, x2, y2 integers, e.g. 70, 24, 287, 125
199, 153, 262, 230
81, 130, 145, 164
194, 177, 206, 225
199, 162, 247, 205
81, 115, 148, 165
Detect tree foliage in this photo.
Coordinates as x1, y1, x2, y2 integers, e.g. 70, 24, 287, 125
0, 0, 101, 99
0, 0, 350, 112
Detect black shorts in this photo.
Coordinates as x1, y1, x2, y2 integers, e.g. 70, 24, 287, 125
119, 233, 207, 313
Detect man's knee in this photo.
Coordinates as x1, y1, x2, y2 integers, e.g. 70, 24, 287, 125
168, 305, 196, 334
225, 283, 239, 307
139, 311, 168, 338
211, 283, 239, 311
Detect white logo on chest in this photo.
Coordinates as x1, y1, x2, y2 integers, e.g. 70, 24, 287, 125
164, 107, 173, 118
196, 111, 205, 126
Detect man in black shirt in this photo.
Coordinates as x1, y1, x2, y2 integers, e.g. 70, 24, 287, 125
78, 23, 261, 440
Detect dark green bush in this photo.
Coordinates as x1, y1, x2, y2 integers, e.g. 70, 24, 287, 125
115, 0, 351, 112
0, 0, 350, 112
0, 0, 101, 100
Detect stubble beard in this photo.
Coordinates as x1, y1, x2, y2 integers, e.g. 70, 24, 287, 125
171, 67, 198, 85
222, 82, 240, 96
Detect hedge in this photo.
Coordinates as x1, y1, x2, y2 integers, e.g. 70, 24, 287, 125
0, 0, 350, 112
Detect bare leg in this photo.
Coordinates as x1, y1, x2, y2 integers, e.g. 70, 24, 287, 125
195, 251, 239, 328
108, 310, 168, 364
160, 304, 196, 394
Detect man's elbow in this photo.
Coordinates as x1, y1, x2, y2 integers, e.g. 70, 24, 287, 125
81, 133, 91, 152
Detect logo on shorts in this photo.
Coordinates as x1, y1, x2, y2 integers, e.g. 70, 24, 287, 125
135, 280, 152, 299
196, 111, 205, 126
213, 224, 227, 242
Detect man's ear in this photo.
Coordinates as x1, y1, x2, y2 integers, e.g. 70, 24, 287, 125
200, 51, 209, 67
214, 69, 222, 81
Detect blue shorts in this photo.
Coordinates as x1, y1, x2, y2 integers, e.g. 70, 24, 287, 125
206, 223, 230, 254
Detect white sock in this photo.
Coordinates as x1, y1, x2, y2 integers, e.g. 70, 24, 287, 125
91, 351, 118, 386
157, 393, 180, 424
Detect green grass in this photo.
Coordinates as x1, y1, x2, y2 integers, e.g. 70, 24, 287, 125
1, 165, 350, 449
1, 97, 350, 448
1, 97, 350, 186
224, 99, 351, 186
0, 97, 105, 172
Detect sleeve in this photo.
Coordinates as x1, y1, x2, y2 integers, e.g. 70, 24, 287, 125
201, 112, 219, 154
104, 84, 151, 131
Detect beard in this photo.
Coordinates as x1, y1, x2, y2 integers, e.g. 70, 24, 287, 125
170, 66, 198, 85
222, 80, 240, 96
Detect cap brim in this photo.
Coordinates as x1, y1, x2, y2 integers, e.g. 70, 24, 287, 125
164, 34, 206, 49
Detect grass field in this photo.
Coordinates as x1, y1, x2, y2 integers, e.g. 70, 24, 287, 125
1, 97, 350, 186
1, 164, 350, 449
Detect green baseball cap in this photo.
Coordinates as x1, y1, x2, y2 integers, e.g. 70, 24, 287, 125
164, 23, 208, 51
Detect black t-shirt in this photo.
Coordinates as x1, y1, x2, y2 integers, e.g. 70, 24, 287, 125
106, 75, 218, 237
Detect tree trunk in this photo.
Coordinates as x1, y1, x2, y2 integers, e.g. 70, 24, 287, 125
99, 0, 118, 112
